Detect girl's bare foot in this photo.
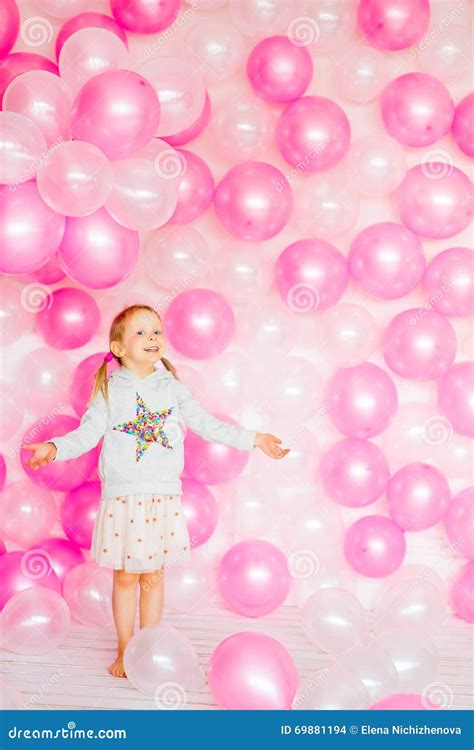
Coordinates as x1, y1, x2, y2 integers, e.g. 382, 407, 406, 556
108, 652, 127, 678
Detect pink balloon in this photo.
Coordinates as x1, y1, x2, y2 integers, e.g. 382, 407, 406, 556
370, 693, 441, 710
110, 0, 180, 33
61, 481, 101, 549
383, 309, 456, 380
37, 0, 90, 18
450, 561, 474, 623
438, 362, 474, 437
387, 463, 451, 531
358, 0, 430, 50
18, 347, 71, 413
247, 35, 313, 102
276, 96, 351, 172
452, 93, 474, 158
71, 69, 160, 160
63, 561, 113, 627
349, 222, 425, 299
315, 304, 378, 367
59, 27, 129, 97
325, 363, 398, 438
21, 414, 99, 491
181, 478, 218, 549
56, 12, 128, 58
344, 515, 406, 577
162, 91, 211, 147
423, 247, 474, 317
169, 150, 214, 224
0, 455, 5, 493
213, 160, 293, 241
164, 288, 235, 359
209, 95, 275, 161
30, 538, 85, 587
36, 287, 100, 348
184, 411, 250, 485
0, 550, 61, 612
25, 253, 66, 285
0, 53, 58, 106
0, 0, 19, 57
274, 238, 348, 311
320, 438, 390, 508
0, 587, 70, 655
443, 487, 474, 560
0, 182, 65, 275
0, 280, 33, 344
0, 481, 57, 548
0, 536, 5, 555
208, 631, 298, 709
71, 352, 119, 416
0, 381, 24, 440
393, 164, 474, 239
0, 111, 47, 186
183, 18, 245, 84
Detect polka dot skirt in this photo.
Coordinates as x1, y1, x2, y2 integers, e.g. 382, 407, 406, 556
90, 493, 192, 573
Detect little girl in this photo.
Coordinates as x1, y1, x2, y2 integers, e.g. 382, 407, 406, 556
23, 304, 290, 678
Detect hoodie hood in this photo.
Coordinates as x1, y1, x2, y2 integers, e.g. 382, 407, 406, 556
108, 362, 174, 388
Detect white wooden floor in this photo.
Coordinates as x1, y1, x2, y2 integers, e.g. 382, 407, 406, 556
0, 603, 472, 711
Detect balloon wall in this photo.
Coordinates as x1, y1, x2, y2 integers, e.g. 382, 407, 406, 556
0, 0, 472, 711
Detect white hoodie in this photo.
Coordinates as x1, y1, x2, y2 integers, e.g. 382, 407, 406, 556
50, 363, 257, 499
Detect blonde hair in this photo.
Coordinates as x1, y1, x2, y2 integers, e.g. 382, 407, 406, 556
90, 304, 180, 405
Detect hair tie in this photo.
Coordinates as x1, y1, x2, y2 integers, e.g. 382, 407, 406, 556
104, 352, 114, 362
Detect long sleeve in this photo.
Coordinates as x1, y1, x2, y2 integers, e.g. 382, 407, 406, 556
176, 381, 257, 451
49, 391, 109, 461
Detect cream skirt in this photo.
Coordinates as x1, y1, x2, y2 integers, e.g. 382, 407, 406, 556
90, 493, 192, 573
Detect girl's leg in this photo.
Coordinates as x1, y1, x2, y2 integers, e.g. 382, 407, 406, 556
109, 569, 141, 677
139, 567, 165, 628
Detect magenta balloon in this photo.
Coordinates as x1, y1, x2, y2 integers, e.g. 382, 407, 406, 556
161, 92, 211, 147
0, 550, 61, 611
213, 160, 293, 241
358, 0, 430, 50
26, 253, 66, 285
443, 487, 474, 560
423, 247, 474, 317
344, 515, 406, 578
452, 93, 474, 158
71, 352, 119, 416
208, 631, 298, 709
110, 0, 179, 33
63, 561, 113, 627
59, 209, 139, 289
0, 53, 58, 106
71, 69, 160, 160
0, 0, 19, 57
30, 537, 85, 587
55, 12, 128, 58
36, 287, 100, 349
349, 222, 425, 299
325, 363, 398, 438
0, 454, 5, 492
438, 362, 474, 437
0, 182, 65, 275
274, 238, 348, 311
247, 35, 312, 102
217, 540, 291, 617
164, 288, 235, 359
383, 309, 456, 380
387, 463, 451, 531
370, 693, 441, 710
169, 150, 214, 224
181, 478, 218, 548
393, 164, 474, 239
61, 481, 101, 549
21, 414, 99, 491
0, 537, 5, 555
184, 412, 250, 485
450, 561, 474, 623
276, 96, 351, 172
320, 438, 390, 508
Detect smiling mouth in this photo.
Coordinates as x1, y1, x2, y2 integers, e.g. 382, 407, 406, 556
144, 347, 160, 352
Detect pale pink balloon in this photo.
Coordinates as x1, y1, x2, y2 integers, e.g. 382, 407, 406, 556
0, 587, 70, 655
0, 281, 33, 345
0, 0, 19, 57
320, 438, 390, 508
37, 0, 91, 18
247, 35, 312, 102
288, 1, 356, 53
208, 631, 298, 709
184, 411, 250, 485
59, 27, 129, 96
450, 561, 474, 623
335, 46, 389, 102
36, 287, 100, 348
443, 487, 474, 559
293, 173, 359, 240
393, 164, 474, 239
181, 478, 218, 548
370, 693, 441, 710
71, 69, 160, 160
31, 538, 85, 587
350, 135, 407, 196
0, 456, 5, 493
383, 309, 457, 381
71, 352, 119, 416
25, 253, 66, 285
274, 238, 348, 312
56, 11, 129, 58
229, 0, 293, 38
183, 18, 245, 84
0, 481, 57, 548
344, 515, 406, 577
140, 58, 206, 136
61, 481, 101, 549
165, 556, 215, 613
162, 91, 211, 147
37, 141, 113, 217
144, 226, 210, 290
358, 0, 430, 50
0, 381, 24, 440
387, 463, 451, 531
209, 95, 275, 160
0, 111, 47, 185
316, 304, 378, 367
349, 222, 425, 299
260, 355, 323, 433
0, 551, 61, 615
276, 96, 351, 172
185, 0, 227, 7
169, 150, 214, 224
3, 71, 72, 147
18, 347, 71, 413
419, 25, 472, 83
137, 138, 184, 189
0, 182, 65, 275
208, 243, 273, 306
164, 288, 235, 359
438, 362, 474, 437
423, 247, 474, 317
110, 0, 180, 32
325, 363, 398, 438
59, 209, 139, 288
63, 561, 113, 627
0, 53, 58, 107
452, 93, 474, 158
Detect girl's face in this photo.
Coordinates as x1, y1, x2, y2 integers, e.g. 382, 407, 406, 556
117, 310, 166, 365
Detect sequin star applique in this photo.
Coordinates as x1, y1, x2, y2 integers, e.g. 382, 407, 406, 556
113, 392, 175, 462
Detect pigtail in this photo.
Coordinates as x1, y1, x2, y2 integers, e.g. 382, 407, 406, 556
90, 354, 120, 406
161, 356, 181, 381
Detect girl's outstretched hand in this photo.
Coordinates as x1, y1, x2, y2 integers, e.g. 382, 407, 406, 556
254, 433, 290, 459
21, 442, 57, 470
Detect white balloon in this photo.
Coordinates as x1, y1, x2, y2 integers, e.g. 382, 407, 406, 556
373, 630, 439, 693
302, 587, 369, 654
337, 645, 400, 703
293, 666, 370, 710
